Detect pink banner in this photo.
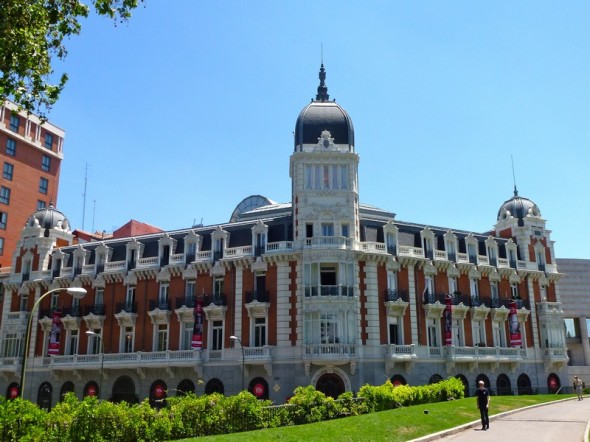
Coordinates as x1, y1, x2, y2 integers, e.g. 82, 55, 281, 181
191, 299, 203, 349
444, 295, 452, 346
48, 310, 62, 355
508, 300, 521, 347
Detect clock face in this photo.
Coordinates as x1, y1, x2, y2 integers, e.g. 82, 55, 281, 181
323, 139, 330, 148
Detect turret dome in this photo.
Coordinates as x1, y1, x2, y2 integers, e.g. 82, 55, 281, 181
294, 64, 354, 151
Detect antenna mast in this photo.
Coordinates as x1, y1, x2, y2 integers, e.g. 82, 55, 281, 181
82, 163, 88, 230
511, 155, 518, 196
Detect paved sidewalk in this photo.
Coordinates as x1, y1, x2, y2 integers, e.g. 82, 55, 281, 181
412, 396, 590, 442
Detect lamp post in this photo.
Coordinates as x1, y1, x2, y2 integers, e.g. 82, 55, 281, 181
20, 287, 87, 399
86, 330, 104, 400
229, 335, 245, 391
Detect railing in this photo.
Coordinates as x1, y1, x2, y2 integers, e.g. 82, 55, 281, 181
423, 292, 448, 304
384, 289, 407, 302
170, 253, 184, 264
203, 293, 226, 306
361, 242, 386, 253
47, 349, 202, 368
304, 285, 354, 297
225, 245, 253, 258
266, 241, 293, 253
434, 250, 447, 260
105, 261, 126, 272
83, 304, 105, 315
82, 264, 95, 275
446, 346, 526, 359
175, 296, 196, 309
196, 250, 212, 260
386, 344, 415, 358
243, 346, 272, 360
398, 246, 424, 258
245, 290, 270, 303
6, 311, 28, 321
304, 236, 352, 249
137, 256, 158, 268
115, 301, 137, 313
456, 253, 469, 263
304, 344, 356, 358
149, 299, 171, 311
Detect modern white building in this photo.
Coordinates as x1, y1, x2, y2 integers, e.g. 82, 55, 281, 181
0, 65, 569, 407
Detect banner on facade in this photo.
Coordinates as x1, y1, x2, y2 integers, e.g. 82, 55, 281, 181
508, 300, 521, 347
191, 299, 203, 349
444, 294, 453, 346
48, 310, 62, 355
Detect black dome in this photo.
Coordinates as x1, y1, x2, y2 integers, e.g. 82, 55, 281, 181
27, 203, 70, 231
497, 188, 541, 226
294, 64, 354, 151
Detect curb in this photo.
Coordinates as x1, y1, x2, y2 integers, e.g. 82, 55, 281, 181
409, 396, 582, 442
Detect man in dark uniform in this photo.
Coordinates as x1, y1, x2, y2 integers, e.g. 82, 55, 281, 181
475, 380, 490, 430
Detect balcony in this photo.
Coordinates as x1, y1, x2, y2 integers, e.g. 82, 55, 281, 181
83, 304, 105, 316
149, 299, 171, 311
303, 343, 356, 364
304, 236, 352, 250
384, 289, 407, 302
115, 301, 137, 313
304, 285, 354, 298
203, 293, 227, 306
245, 290, 270, 303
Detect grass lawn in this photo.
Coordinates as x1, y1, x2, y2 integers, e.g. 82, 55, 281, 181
176, 394, 573, 442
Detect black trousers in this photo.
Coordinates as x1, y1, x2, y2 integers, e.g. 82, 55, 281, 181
479, 406, 489, 428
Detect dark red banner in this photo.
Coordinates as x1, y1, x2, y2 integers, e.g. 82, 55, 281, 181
444, 295, 452, 346
48, 310, 62, 355
509, 300, 521, 347
191, 299, 203, 349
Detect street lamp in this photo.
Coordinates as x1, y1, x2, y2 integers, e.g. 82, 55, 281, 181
20, 286, 87, 399
229, 335, 245, 391
86, 330, 104, 400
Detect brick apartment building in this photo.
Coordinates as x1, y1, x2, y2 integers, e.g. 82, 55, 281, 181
0, 101, 65, 269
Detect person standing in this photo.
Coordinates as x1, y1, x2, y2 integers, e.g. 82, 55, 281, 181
476, 380, 490, 430
573, 376, 584, 401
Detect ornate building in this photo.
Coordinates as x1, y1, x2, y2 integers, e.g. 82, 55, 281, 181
0, 66, 568, 406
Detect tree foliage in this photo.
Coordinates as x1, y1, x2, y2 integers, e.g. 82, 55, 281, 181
0, 0, 141, 119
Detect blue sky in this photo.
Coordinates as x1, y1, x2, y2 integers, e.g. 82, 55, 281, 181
49, 1, 590, 258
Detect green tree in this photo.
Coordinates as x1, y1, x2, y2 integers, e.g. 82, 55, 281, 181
0, 0, 142, 119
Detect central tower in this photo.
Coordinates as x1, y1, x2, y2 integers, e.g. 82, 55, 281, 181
290, 64, 359, 244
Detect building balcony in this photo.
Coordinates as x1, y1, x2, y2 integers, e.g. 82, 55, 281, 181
384, 289, 407, 302
83, 304, 106, 316
115, 301, 137, 313
149, 299, 171, 311
303, 343, 356, 364
304, 285, 354, 298
245, 290, 270, 303
304, 236, 353, 250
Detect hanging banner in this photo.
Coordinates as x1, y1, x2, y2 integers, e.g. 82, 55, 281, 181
508, 300, 522, 347
191, 299, 203, 349
48, 310, 62, 355
444, 295, 453, 346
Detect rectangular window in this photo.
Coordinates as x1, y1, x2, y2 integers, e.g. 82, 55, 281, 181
306, 223, 313, 238
331, 164, 339, 189
0, 237, 4, 255
68, 330, 79, 355
254, 317, 266, 347
305, 165, 313, 189
314, 165, 321, 189
156, 324, 168, 351
389, 318, 400, 344
94, 288, 104, 304
6, 138, 16, 156
181, 323, 193, 350
185, 280, 195, 302
473, 320, 486, 346
88, 329, 102, 354
159, 283, 169, 302
321, 223, 334, 236
490, 281, 499, 300
50, 293, 59, 310
39, 177, 48, 194
340, 165, 348, 189
211, 320, 223, 350
44, 133, 54, 149
2, 163, 13, 180
37, 200, 46, 210
9, 115, 20, 132
123, 327, 134, 353
41, 155, 51, 172
510, 283, 519, 298
0, 187, 10, 205
427, 319, 438, 347
2, 333, 22, 358
564, 318, 579, 338
0, 212, 6, 229
341, 224, 349, 238
323, 165, 330, 188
